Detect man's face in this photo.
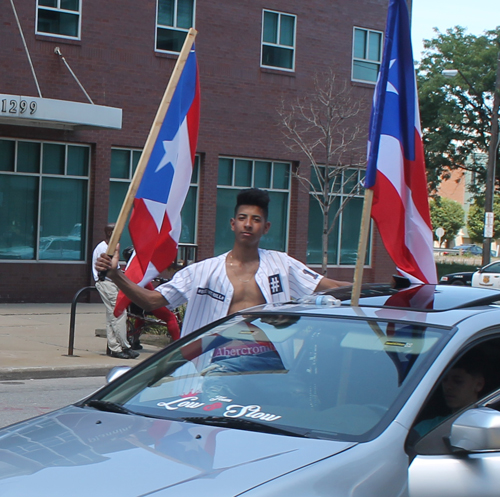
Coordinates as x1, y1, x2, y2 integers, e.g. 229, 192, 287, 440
441, 367, 485, 412
230, 205, 270, 247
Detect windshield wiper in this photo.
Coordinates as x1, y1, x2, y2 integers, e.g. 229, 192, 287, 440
85, 400, 134, 415
181, 416, 309, 438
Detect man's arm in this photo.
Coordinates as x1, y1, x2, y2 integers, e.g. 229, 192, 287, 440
315, 276, 352, 292
94, 246, 168, 311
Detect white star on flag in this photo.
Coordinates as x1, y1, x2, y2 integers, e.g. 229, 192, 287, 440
155, 125, 182, 173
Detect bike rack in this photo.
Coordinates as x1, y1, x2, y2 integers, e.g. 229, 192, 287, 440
67, 286, 98, 356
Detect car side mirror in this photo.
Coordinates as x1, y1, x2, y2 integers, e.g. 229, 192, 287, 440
449, 407, 500, 452
106, 365, 132, 384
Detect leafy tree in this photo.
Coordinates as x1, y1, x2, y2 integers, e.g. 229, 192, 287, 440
467, 196, 500, 242
277, 70, 367, 274
429, 197, 464, 245
417, 27, 500, 192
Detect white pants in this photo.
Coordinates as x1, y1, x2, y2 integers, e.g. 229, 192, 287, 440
95, 280, 129, 353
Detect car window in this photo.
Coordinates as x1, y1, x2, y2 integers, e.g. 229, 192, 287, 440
485, 263, 500, 274
408, 335, 500, 455
94, 313, 449, 442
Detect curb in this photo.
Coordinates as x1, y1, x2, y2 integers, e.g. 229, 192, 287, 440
0, 365, 119, 381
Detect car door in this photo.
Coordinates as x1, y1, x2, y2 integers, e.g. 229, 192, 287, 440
407, 336, 500, 497
472, 262, 500, 289
408, 396, 500, 497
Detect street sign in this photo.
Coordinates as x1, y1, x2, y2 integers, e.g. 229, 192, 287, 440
484, 212, 494, 239
435, 227, 445, 246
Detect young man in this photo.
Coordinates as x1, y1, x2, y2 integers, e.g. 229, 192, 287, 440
95, 188, 350, 337
414, 350, 487, 436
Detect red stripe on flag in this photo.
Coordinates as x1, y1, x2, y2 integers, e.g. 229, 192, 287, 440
402, 130, 433, 231
371, 170, 428, 284
129, 198, 159, 273
187, 73, 200, 161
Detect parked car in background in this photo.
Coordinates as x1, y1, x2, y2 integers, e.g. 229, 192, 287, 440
4, 284, 500, 495
439, 270, 474, 286
451, 244, 483, 255
0, 236, 82, 260
441, 244, 496, 257
471, 261, 500, 290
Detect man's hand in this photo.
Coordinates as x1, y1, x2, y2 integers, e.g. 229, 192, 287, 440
94, 243, 169, 312
95, 244, 120, 280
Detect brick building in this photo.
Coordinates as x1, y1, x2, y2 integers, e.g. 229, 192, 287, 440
0, 0, 395, 303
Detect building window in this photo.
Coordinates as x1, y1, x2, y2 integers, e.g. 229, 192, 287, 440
156, 0, 195, 53
36, 0, 81, 39
307, 168, 370, 266
215, 157, 291, 255
109, 149, 199, 257
352, 27, 383, 83
0, 138, 89, 261
261, 10, 296, 71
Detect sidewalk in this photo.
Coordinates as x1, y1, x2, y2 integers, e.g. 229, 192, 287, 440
0, 303, 165, 381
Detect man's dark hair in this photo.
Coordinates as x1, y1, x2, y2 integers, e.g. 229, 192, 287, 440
235, 188, 270, 220
452, 349, 487, 378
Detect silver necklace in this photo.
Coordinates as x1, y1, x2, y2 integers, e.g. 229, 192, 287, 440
227, 252, 257, 283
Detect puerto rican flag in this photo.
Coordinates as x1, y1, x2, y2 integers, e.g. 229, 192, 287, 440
114, 46, 200, 316
364, 0, 437, 284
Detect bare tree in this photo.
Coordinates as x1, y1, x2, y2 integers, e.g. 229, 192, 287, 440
278, 70, 367, 274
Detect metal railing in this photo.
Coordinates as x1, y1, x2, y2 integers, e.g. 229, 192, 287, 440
67, 286, 98, 356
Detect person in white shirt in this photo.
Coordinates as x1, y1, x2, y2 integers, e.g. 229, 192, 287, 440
92, 223, 138, 359
95, 189, 350, 337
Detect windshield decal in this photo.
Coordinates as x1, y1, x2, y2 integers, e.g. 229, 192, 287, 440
224, 404, 282, 422
156, 397, 282, 422
158, 396, 205, 410
209, 395, 233, 403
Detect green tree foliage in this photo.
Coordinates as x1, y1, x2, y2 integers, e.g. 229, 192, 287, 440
417, 27, 500, 192
467, 196, 500, 242
429, 197, 465, 245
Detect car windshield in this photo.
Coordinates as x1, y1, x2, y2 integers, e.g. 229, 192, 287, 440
91, 313, 449, 442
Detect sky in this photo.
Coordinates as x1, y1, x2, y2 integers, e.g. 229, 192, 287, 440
410, 0, 500, 60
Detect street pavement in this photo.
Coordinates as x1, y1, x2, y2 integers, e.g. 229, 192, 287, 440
0, 303, 164, 381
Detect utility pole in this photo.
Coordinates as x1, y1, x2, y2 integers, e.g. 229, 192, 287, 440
482, 49, 500, 266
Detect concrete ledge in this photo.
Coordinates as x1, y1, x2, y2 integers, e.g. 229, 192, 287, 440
95, 329, 171, 348
0, 365, 116, 381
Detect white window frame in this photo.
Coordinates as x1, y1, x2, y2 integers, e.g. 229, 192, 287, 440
0, 137, 90, 263
260, 9, 297, 72
35, 0, 82, 40
155, 0, 196, 54
216, 156, 292, 252
351, 27, 383, 84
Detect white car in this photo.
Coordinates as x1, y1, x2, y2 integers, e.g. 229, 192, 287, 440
4, 284, 500, 495
471, 261, 500, 290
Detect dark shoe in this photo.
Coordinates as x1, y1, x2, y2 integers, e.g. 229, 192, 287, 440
108, 350, 132, 359
106, 345, 111, 356
124, 348, 140, 359
131, 341, 143, 350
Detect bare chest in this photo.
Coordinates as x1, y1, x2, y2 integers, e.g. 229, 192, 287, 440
226, 259, 266, 313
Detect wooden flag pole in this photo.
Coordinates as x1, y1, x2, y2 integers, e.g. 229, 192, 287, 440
351, 188, 373, 306
105, 27, 198, 259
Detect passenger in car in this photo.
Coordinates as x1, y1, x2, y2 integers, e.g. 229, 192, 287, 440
95, 188, 350, 337
414, 350, 487, 436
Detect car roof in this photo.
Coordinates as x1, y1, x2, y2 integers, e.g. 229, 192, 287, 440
243, 282, 500, 329
323, 283, 500, 311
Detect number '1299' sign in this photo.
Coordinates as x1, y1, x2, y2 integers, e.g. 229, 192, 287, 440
1, 96, 37, 115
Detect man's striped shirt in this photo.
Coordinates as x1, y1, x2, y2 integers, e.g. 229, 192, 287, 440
156, 249, 323, 336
